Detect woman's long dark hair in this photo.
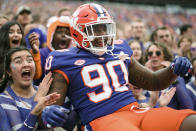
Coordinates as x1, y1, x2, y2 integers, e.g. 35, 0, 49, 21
0, 21, 26, 79
0, 47, 30, 93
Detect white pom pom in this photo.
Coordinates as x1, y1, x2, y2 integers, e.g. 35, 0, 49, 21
59, 16, 70, 24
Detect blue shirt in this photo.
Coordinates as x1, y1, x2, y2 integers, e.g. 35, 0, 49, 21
0, 86, 38, 131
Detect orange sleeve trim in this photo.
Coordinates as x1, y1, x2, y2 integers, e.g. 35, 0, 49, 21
30, 50, 42, 80
53, 70, 70, 85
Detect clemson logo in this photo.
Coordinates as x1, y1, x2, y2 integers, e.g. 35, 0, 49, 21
130, 105, 150, 113
74, 59, 86, 65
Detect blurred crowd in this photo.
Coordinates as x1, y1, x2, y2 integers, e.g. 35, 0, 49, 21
1, 0, 196, 38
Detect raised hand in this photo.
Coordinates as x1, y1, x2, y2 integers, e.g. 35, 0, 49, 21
159, 87, 176, 107
32, 92, 60, 115
28, 32, 40, 53
32, 72, 61, 115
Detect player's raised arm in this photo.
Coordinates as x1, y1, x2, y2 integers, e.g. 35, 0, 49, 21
129, 57, 191, 91
48, 72, 68, 105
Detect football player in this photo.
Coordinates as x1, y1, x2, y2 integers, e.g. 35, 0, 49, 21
43, 3, 196, 131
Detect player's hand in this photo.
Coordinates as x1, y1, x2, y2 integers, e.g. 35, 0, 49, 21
42, 105, 70, 127
170, 56, 192, 76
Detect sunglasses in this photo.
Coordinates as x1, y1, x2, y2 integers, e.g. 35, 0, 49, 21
148, 51, 161, 57
191, 47, 196, 52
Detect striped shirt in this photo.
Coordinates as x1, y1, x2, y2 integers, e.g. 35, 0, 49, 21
0, 86, 38, 131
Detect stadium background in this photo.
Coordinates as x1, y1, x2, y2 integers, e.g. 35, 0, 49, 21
0, 0, 196, 39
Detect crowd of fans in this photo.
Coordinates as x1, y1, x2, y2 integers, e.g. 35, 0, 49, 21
1, 0, 196, 37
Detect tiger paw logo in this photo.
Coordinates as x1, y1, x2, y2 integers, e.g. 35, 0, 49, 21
74, 59, 86, 65
130, 105, 150, 113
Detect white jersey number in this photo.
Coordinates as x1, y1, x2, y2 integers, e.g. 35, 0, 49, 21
81, 60, 129, 103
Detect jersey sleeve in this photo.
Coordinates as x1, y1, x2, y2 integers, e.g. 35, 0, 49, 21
45, 51, 63, 73
45, 50, 72, 84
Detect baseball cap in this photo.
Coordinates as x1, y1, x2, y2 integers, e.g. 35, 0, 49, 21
16, 5, 31, 15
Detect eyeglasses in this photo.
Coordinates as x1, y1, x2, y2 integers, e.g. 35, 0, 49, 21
191, 47, 196, 52
148, 51, 161, 57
